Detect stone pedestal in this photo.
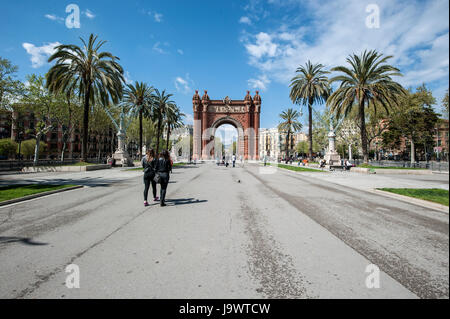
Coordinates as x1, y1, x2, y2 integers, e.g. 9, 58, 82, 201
324, 124, 341, 166
324, 152, 341, 166
113, 131, 133, 167
113, 150, 133, 167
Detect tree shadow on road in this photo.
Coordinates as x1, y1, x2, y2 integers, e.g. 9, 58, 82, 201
165, 198, 208, 206
0, 178, 124, 188
0, 236, 48, 246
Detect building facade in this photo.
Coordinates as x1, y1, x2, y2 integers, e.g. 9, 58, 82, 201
2, 110, 117, 160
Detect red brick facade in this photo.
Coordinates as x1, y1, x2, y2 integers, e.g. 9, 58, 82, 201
193, 90, 261, 160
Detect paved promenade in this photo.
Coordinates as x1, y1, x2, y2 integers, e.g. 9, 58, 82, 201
0, 164, 448, 298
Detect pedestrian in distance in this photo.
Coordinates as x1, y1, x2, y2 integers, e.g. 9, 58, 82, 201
232, 154, 236, 168
156, 150, 172, 207
142, 149, 158, 207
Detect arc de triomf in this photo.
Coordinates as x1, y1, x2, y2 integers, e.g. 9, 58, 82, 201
192, 90, 261, 160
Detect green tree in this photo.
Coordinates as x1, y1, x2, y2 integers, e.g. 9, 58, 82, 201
382, 85, 439, 163
124, 82, 153, 160
46, 34, 124, 162
328, 50, 406, 163
442, 89, 449, 119
0, 138, 17, 158
21, 139, 47, 160
22, 74, 55, 164
290, 61, 330, 159
165, 105, 185, 151
296, 140, 308, 156
151, 89, 176, 154
278, 108, 302, 158
0, 57, 24, 110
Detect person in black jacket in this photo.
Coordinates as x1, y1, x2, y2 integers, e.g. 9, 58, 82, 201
156, 150, 172, 207
142, 149, 158, 207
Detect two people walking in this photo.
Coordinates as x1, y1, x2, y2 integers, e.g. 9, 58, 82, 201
142, 149, 172, 207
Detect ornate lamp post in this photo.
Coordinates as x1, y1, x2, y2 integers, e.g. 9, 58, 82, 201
104, 103, 134, 167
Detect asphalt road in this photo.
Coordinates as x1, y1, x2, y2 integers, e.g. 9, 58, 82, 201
0, 164, 448, 299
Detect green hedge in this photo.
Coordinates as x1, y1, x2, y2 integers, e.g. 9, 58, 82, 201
0, 139, 18, 158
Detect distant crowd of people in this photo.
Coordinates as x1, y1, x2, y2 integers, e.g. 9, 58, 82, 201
216, 154, 241, 168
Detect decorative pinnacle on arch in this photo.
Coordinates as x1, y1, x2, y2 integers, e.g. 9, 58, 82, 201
193, 90, 200, 101
202, 90, 210, 102
244, 90, 252, 102
253, 90, 261, 102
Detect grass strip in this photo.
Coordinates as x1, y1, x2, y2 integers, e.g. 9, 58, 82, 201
264, 163, 324, 172
378, 188, 449, 206
0, 184, 78, 203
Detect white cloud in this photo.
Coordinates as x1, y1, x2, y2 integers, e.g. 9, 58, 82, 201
177, 49, 184, 55
174, 74, 193, 94
239, 16, 252, 25
153, 42, 168, 54
143, 9, 164, 22
22, 42, 61, 68
248, 74, 271, 91
124, 71, 133, 85
84, 9, 96, 19
154, 12, 163, 22
245, 32, 278, 59
241, 0, 449, 93
45, 14, 63, 22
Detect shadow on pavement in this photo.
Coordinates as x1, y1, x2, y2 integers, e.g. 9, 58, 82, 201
0, 178, 124, 188
165, 198, 208, 206
0, 236, 48, 246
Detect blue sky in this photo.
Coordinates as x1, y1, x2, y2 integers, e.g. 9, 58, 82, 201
1, 0, 449, 132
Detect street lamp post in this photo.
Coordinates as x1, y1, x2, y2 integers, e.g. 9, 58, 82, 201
17, 131, 23, 161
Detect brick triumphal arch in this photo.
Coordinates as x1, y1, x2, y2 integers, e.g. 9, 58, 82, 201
192, 90, 261, 160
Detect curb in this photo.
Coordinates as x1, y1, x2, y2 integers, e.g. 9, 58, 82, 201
371, 189, 449, 213
0, 185, 84, 207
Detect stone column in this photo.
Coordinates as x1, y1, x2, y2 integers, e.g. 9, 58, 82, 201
192, 90, 201, 160
201, 91, 210, 160
253, 91, 262, 160
244, 104, 251, 160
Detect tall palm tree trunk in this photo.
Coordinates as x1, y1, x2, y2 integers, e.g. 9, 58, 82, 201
166, 125, 171, 151
156, 113, 162, 155
359, 99, 369, 164
82, 84, 91, 162
308, 100, 313, 160
139, 108, 143, 160
286, 130, 290, 159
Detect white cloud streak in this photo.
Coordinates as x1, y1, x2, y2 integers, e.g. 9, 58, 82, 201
174, 74, 193, 94
241, 0, 449, 95
22, 42, 61, 68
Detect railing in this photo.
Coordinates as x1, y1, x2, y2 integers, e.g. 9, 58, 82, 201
350, 160, 449, 172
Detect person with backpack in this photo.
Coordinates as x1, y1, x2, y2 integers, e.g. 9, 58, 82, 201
142, 149, 159, 207
155, 150, 173, 207
142, 149, 158, 207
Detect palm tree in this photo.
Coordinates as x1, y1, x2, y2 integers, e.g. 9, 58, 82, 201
151, 89, 176, 154
46, 34, 124, 162
290, 61, 330, 160
278, 108, 302, 159
165, 105, 185, 151
327, 50, 406, 163
124, 82, 153, 160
